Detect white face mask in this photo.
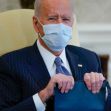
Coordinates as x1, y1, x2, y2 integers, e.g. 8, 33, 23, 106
37, 19, 72, 52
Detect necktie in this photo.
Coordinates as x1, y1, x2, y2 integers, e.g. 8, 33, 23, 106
54, 57, 70, 76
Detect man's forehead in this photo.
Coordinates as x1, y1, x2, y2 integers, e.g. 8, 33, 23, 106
42, 0, 71, 4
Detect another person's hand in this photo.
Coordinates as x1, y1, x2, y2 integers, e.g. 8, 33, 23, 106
39, 74, 74, 103
84, 72, 105, 93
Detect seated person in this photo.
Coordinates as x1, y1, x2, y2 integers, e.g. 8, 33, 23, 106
0, 0, 105, 111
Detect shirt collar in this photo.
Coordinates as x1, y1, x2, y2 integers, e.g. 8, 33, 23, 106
37, 40, 67, 71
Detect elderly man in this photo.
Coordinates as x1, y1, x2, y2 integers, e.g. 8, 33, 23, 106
0, 0, 105, 111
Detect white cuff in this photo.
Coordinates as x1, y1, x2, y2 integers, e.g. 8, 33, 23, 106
106, 87, 108, 100
33, 93, 46, 111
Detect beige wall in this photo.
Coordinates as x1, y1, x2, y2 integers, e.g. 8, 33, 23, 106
74, 0, 111, 23
0, 0, 21, 12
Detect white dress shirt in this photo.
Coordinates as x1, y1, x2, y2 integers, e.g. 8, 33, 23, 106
33, 40, 72, 111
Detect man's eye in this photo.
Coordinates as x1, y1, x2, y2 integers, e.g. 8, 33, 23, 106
63, 18, 70, 21
48, 17, 56, 20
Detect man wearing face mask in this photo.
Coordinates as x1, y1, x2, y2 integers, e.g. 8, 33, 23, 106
0, 0, 106, 111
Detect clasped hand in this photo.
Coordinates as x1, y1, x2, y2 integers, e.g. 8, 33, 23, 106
39, 72, 105, 103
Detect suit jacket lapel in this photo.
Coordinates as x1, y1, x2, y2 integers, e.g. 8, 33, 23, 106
66, 46, 79, 80
28, 42, 51, 91
66, 46, 88, 81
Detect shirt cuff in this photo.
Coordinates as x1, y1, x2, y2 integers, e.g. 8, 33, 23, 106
33, 93, 46, 111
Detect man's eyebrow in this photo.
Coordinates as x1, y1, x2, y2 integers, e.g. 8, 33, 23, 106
47, 14, 72, 19
62, 16, 71, 19
48, 15, 58, 17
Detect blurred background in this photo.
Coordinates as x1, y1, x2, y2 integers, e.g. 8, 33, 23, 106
0, 0, 111, 83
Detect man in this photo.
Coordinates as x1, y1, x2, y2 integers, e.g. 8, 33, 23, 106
0, 0, 105, 111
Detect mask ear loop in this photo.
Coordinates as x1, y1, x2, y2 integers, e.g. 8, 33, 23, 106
36, 17, 44, 38
36, 17, 43, 27
38, 32, 42, 38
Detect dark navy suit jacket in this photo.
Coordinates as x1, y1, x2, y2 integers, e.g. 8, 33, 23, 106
0, 41, 102, 111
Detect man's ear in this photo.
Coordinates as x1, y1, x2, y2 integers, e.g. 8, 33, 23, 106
33, 16, 39, 33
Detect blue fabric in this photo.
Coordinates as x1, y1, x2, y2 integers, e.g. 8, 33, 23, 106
55, 80, 106, 111
54, 57, 70, 75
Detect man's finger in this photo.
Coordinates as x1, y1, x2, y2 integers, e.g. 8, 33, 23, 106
58, 80, 63, 89
95, 73, 100, 93
99, 73, 105, 88
84, 73, 91, 90
65, 81, 71, 93
71, 78, 74, 89
61, 81, 67, 93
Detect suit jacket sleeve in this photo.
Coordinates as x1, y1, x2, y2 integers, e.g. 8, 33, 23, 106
0, 57, 37, 111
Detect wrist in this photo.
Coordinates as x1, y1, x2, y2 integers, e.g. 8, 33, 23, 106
38, 88, 49, 103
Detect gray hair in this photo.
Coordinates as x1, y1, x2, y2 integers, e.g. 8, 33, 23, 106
34, 0, 41, 16
34, 0, 74, 16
